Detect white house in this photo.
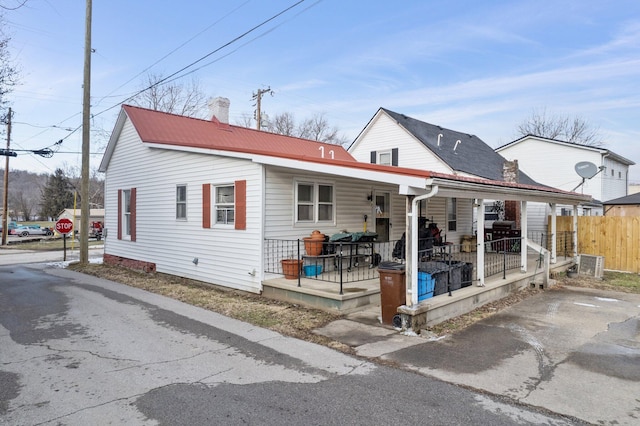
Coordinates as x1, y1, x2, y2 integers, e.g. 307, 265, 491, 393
496, 135, 635, 232
348, 108, 544, 238
99, 100, 590, 328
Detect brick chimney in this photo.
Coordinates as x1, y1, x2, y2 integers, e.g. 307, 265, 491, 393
503, 160, 521, 227
503, 159, 519, 184
208, 97, 230, 124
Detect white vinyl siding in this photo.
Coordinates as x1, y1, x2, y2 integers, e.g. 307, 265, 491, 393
349, 113, 452, 173
103, 118, 263, 293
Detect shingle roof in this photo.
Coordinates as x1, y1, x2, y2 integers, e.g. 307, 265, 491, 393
603, 193, 640, 205
381, 108, 540, 185
122, 105, 356, 162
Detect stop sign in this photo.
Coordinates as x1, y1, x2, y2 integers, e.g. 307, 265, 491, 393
55, 218, 74, 235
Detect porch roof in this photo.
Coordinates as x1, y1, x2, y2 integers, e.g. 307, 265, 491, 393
252, 154, 592, 205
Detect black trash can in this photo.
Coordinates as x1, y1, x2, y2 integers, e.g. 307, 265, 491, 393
377, 261, 406, 325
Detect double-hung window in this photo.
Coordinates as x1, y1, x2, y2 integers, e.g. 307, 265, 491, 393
176, 185, 187, 220
447, 197, 457, 231
378, 151, 392, 166
296, 181, 334, 223
215, 185, 235, 225
123, 189, 132, 236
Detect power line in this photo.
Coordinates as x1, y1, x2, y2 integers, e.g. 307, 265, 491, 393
20, 0, 309, 158
92, 0, 307, 119
93, 0, 252, 109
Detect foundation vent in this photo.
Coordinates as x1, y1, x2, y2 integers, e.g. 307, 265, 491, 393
578, 254, 604, 279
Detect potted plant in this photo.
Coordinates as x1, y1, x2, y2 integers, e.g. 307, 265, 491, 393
303, 230, 325, 256
281, 255, 303, 279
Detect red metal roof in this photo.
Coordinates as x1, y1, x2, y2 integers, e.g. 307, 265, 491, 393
123, 104, 356, 162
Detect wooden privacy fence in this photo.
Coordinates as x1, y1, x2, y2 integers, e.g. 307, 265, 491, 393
554, 216, 640, 274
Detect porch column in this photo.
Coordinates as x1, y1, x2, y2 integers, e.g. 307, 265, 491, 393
406, 195, 416, 306
520, 201, 528, 272
572, 205, 578, 258
476, 199, 485, 286
550, 203, 557, 264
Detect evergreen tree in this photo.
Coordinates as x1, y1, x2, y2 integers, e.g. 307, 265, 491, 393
40, 169, 74, 219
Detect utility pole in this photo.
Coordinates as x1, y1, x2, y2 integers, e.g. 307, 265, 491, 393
252, 87, 272, 130
1, 108, 11, 246
80, 0, 92, 264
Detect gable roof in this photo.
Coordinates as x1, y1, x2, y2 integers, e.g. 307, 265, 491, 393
497, 135, 635, 166
100, 105, 355, 171
603, 192, 640, 205
378, 108, 540, 185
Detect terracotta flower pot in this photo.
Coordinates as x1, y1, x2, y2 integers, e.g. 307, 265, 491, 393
281, 259, 303, 279
304, 237, 323, 256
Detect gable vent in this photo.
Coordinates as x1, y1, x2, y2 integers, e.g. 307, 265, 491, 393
578, 254, 604, 279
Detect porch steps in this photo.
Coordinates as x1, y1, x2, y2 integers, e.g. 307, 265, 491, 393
262, 278, 381, 313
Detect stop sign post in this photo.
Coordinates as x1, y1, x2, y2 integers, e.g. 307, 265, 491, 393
55, 218, 74, 261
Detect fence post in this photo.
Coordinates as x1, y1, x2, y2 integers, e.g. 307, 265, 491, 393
297, 239, 301, 287
338, 242, 344, 295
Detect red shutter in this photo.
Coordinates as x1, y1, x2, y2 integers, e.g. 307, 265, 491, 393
235, 180, 246, 230
130, 188, 137, 242
117, 189, 122, 240
202, 183, 211, 228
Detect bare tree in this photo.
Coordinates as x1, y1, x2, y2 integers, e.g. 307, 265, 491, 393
0, 13, 19, 122
265, 111, 296, 136
516, 107, 603, 146
235, 112, 254, 128
259, 111, 349, 145
131, 73, 209, 118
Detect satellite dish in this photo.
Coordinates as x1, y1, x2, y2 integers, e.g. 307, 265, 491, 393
575, 161, 598, 179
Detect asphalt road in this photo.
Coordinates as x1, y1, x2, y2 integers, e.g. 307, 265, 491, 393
318, 287, 640, 425
0, 262, 583, 425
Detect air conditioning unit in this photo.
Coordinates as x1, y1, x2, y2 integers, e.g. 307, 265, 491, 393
578, 254, 604, 279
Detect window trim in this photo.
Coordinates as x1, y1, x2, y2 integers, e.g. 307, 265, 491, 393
214, 184, 235, 226
176, 184, 187, 220
121, 189, 132, 240
294, 180, 336, 224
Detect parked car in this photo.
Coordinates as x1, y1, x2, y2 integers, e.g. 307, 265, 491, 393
14, 225, 54, 237
0, 221, 18, 235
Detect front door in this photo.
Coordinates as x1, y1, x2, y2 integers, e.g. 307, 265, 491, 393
374, 192, 390, 242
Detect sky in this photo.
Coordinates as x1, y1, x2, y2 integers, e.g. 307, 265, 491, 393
2, 0, 640, 182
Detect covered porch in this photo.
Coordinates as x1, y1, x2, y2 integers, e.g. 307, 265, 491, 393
262, 241, 575, 329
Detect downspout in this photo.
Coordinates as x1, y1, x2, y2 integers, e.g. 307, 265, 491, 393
408, 185, 439, 306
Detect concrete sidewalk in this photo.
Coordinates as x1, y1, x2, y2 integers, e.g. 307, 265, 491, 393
0, 246, 104, 266
315, 286, 640, 425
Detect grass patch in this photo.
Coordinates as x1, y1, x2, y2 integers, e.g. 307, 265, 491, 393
561, 270, 640, 293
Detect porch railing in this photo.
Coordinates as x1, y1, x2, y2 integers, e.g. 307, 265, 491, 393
526, 231, 575, 259
265, 236, 530, 295
264, 238, 396, 294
